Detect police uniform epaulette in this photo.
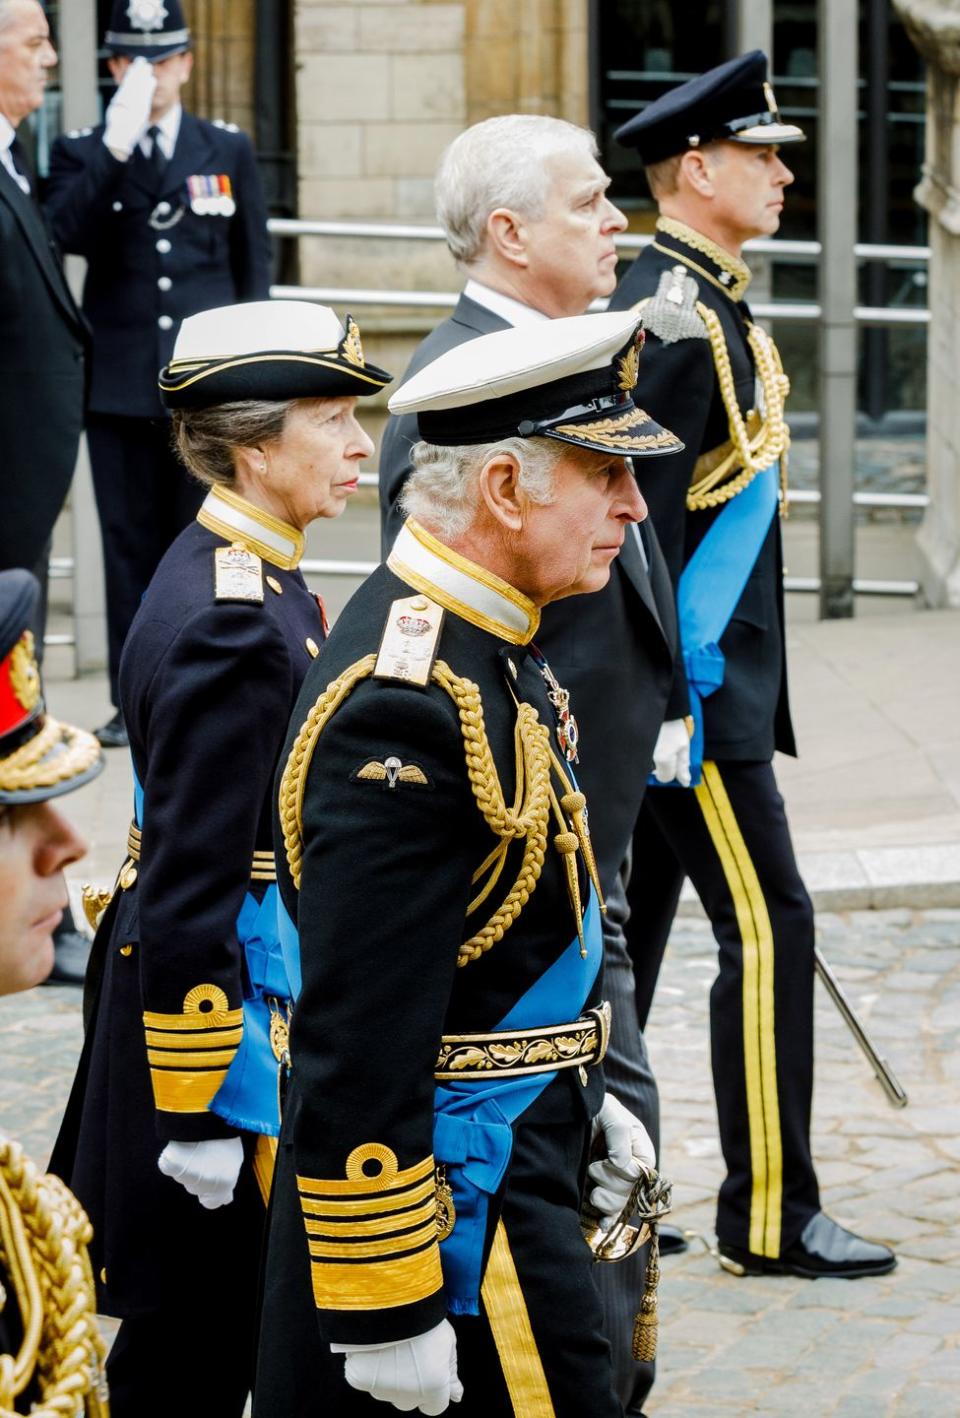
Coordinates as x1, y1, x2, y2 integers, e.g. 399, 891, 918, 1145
211, 118, 241, 134
65, 126, 94, 139
636, 265, 709, 345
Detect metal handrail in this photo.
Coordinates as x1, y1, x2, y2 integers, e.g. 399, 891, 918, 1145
266, 218, 930, 264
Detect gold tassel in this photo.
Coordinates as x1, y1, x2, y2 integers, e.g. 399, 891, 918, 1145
559, 790, 606, 914
632, 1230, 661, 1363
553, 832, 586, 956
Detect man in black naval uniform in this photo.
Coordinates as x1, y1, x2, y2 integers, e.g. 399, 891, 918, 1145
255, 311, 669, 1417
379, 115, 688, 1415
608, 52, 895, 1281
45, 0, 271, 748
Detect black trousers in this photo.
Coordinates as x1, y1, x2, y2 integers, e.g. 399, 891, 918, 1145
104, 1161, 265, 1418
87, 413, 204, 706
255, 1110, 623, 1418
627, 760, 820, 1257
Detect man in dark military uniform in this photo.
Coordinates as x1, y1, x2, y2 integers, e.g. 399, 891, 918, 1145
378, 115, 690, 1415
255, 311, 670, 1417
608, 52, 895, 1281
0, 567, 106, 1414
45, 0, 271, 748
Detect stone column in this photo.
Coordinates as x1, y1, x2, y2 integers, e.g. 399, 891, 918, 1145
894, 0, 960, 605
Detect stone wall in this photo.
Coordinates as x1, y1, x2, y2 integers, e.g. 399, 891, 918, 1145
185, 0, 257, 133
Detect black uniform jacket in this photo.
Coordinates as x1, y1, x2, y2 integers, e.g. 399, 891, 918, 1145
45, 112, 271, 418
379, 290, 686, 888
51, 492, 323, 1313
270, 537, 604, 1350
610, 219, 796, 760
0, 162, 88, 569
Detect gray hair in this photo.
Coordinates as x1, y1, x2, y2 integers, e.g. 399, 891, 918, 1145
172, 399, 295, 487
0, 0, 31, 34
400, 436, 562, 540
435, 115, 599, 266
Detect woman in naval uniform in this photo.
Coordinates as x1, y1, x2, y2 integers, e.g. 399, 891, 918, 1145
49, 301, 392, 1418
0, 567, 106, 1414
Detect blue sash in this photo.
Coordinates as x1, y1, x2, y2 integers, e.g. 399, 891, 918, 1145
434, 893, 603, 1314
668, 461, 779, 786
132, 765, 294, 1137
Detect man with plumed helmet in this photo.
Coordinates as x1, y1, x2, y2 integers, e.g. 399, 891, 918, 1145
254, 310, 676, 1417
45, 0, 272, 751
49, 301, 391, 1417
608, 52, 895, 1281
0, 568, 107, 1413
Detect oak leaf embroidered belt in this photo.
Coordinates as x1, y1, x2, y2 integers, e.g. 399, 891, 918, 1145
435, 1001, 610, 1081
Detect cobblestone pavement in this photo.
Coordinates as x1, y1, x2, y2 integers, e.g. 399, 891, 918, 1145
2, 906, 957, 1415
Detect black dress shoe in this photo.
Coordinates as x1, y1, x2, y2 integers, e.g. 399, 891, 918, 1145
95, 710, 128, 748
43, 928, 91, 987
719, 1211, 896, 1279
657, 1222, 689, 1257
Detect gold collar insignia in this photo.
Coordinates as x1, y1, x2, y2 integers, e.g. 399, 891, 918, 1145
653, 216, 751, 302
197, 485, 305, 570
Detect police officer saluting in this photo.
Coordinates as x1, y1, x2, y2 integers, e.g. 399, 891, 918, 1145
45, 0, 271, 749
609, 53, 896, 1281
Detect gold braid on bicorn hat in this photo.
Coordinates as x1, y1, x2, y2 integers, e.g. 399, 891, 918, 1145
278, 658, 601, 968
0, 1137, 107, 1417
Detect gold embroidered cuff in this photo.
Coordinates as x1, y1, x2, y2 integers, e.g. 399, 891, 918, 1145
298, 1145, 443, 1312
144, 984, 243, 1115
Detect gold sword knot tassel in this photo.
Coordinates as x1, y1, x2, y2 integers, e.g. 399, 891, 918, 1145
632, 1231, 661, 1363
553, 831, 586, 957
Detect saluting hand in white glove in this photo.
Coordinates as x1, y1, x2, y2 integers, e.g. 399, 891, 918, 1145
651, 716, 692, 788
103, 56, 157, 160
587, 1092, 657, 1222
332, 1318, 463, 1414
157, 1136, 244, 1210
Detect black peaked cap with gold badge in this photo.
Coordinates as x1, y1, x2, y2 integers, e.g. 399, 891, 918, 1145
105, 0, 192, 59
159, 300, 393, 409
388, 309, 683, 458
0, 571, 103, 805
615, 50, 805, 167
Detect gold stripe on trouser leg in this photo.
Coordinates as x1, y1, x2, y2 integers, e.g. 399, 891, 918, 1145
695, 763, 783, 1258
253, 1134, 278, 1207
479, 1220, 556, 1418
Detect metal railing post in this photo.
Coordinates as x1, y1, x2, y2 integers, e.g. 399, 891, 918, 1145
58, 0, 105, 672
817, 0, 858, 619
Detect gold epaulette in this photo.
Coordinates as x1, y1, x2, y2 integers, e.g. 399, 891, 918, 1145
297, 1146, 443, 1312
636, 266, 709, 345
0, 1137, 107, 1414
688, 303, 791, 513
143, 983, 243, 1114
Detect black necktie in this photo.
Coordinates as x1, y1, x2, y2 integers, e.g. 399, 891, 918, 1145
8, 135, 32, 195
145, 124, 167, 183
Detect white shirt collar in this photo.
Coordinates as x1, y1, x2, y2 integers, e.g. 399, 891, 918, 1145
462, 279, 550, 330
388, 519, 540, 645
0, 115, 15, 156
141, 103, 182, 160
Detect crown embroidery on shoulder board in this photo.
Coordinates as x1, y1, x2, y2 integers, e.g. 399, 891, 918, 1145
374, 595, 444, 687
640, 266, 708, 345
214, 543, 264, 603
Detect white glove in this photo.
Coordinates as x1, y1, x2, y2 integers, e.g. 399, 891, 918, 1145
587, 1093, 657, 1222
651, 716, 692, 788
157, 1137, 244, 1210
332, 1318, 463, 1415
103, 56, 156, 159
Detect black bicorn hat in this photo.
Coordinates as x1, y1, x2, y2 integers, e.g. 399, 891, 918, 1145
388, 310, 684, 459
105, 0, 191, 60
615, 50, 805, 167
0, 572, 103, 805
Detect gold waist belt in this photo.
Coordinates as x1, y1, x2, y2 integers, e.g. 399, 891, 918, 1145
123, 822, 277, 884
435, 1001, 610, 1081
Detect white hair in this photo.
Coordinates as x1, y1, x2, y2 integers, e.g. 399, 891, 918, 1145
0, 0, 28, 34
435, 115, 599, 267
400, 437, 562, 540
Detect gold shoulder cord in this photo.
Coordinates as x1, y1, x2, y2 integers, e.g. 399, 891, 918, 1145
278, 658, 600, 968
0, 1138, 107, 1417
687, 303, 791, 515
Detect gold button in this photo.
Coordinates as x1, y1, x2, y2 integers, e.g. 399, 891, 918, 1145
266, 576, 283, 595
119, 863, 138, 891
99, 1267, 107, 1284
305, 638, 320, 658
120, 944, 133, 957
410, 597, 429, 611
